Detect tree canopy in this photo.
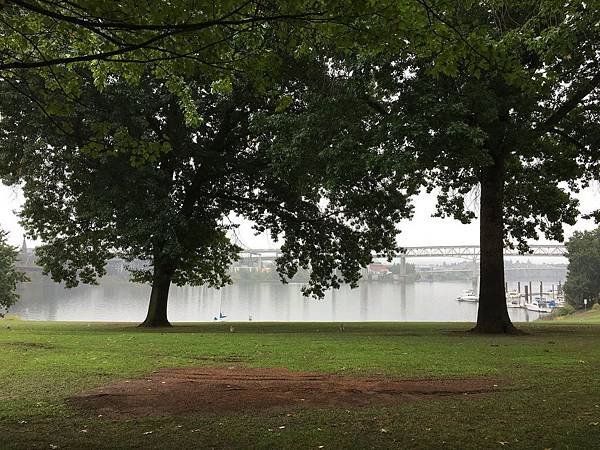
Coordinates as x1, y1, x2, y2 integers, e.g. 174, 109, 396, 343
319, 0, 600, 332
0, 1, 428, 130
564, 228, 600, 309
0, 0, 328, 70
0, 55, 417, 325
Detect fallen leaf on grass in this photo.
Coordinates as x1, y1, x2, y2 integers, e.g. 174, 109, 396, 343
143, 431, 153, 435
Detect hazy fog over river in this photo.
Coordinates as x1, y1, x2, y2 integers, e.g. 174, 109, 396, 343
11, 276, 562, 323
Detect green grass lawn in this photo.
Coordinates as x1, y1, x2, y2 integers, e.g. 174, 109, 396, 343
1, 314, 599, 449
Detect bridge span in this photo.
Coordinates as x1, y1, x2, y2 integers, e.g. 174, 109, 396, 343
15, 244, 567, 273
398, 244, 566, 258
239, 244, 567, 260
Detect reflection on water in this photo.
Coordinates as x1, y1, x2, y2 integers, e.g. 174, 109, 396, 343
11, 277, 551, 323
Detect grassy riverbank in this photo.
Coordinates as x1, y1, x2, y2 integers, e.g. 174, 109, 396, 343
554, 307, 600, 324
1, 318, 599, 449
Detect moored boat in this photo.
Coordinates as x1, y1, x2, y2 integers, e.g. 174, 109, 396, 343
457, 289, 478, 302
525, 296, 554, 313
506, 291, 522, 308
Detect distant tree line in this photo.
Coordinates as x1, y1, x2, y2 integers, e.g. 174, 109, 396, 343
0, 229, 28, 316
564, 228, 600, 309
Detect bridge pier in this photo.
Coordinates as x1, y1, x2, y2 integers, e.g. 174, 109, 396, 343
471, 272, 479, 295
400, 256, 406, 277
471, 256, 479, 293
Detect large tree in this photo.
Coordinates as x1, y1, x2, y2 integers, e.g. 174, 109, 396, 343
307, 0, 600, 332
0, 0, 429, 327
0, 60, 416, 326
396, 1, 600, 332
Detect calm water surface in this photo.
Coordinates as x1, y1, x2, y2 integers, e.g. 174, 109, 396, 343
11, 278, 553, 323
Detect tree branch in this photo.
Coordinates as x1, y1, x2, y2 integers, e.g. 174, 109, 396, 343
535, 71, 600, 135
9, 0, 321, 32
413, 0, 495, 69
360, 95, 390, 116
1, 1, 327, 70
549, 127, 588, 152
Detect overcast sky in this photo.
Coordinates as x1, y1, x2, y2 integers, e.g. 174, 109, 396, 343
3, 182, 598, 252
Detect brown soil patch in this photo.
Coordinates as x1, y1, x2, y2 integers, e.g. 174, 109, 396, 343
69, 367, 501, 419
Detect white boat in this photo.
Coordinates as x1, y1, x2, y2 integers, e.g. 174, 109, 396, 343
457, 289, 478, 302
525, 296, 554, 313
506, 291, 522, 308
525, 301, 551, 313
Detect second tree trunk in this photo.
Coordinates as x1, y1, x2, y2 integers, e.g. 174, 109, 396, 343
473, 159, 518, 334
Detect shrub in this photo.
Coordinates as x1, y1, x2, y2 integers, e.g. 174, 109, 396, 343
552, 305, 575, 317
592, 303, 600, 311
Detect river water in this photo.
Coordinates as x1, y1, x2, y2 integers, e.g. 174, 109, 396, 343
10, 277, 557, 323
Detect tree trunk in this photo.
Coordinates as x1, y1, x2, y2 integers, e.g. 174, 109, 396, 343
139, 264, 173, 327
472, 159, 520, 334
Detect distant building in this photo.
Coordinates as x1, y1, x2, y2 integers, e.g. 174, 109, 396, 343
367, 263, 391, 274
16, 237, 40, 272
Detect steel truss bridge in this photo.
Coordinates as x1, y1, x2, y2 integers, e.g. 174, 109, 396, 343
16, 244, 567, 272
398, 244, 566, 258
239, 244, 567, 261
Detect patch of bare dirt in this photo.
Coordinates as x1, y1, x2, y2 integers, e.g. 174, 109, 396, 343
69, 367, 502, 418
